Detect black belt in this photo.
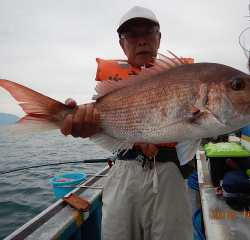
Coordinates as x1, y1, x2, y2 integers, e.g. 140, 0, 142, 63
116, 146, 195, 179
117, 146, 180, 166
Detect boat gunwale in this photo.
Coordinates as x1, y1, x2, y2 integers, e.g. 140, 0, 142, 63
4, 166, 110, 240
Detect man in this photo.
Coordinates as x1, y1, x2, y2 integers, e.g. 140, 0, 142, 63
61, 6, 193, 240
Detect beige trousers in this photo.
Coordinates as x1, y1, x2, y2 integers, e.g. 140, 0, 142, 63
101, 160, 193, 240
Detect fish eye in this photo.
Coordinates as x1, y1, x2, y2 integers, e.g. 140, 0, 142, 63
231, 78, 246, 91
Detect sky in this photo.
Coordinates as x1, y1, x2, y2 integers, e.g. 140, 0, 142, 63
0, 0, 250, 118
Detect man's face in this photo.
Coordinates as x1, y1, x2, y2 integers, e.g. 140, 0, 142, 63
119, 23, 161, 68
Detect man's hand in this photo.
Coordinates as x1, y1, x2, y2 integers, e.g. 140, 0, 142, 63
60, 98, 101, 138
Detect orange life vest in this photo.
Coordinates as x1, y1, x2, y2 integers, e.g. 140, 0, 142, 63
95, 59, 141, 81
95, 57, 194, 82
95, 57, 194, 148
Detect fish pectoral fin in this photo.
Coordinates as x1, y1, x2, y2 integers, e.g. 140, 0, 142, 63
89, 131, 134, 153
141, 112, 203, 136
176, 139, 202, 165
158, 111, 203, 129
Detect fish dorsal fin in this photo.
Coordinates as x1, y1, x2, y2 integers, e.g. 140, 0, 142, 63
92, 51, 188, 101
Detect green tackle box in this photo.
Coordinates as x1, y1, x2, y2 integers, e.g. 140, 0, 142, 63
204, 142, 250, 187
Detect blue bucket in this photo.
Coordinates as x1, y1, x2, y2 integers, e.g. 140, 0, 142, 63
51, 173, 86, 200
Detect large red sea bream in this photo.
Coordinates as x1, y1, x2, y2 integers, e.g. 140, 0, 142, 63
1, 53, 250, 165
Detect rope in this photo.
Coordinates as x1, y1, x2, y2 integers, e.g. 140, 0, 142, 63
188, 172, 206, 240
192, 208, 206, 240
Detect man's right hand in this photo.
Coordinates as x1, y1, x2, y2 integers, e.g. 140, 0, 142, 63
60, 98, 101, 138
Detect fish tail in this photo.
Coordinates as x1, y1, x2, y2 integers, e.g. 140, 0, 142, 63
0, 79, 69, 136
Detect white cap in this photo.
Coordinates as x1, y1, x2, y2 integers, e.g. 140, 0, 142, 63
117, 6, 159, 33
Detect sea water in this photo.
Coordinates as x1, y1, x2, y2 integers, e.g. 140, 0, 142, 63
0, 126, 110, 239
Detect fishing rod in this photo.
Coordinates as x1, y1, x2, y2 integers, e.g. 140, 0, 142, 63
0, 158, 108, 175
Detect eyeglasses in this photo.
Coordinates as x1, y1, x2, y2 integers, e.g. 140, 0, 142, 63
121, 28, 159, 43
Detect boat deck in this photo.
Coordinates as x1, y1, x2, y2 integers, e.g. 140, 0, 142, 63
197, 149, 250, 240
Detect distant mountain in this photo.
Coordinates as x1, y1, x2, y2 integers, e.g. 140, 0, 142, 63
0, 113, 21, 125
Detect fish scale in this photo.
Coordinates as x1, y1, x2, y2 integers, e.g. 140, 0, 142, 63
95, 67, 201, 143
